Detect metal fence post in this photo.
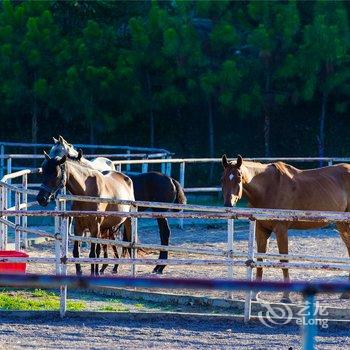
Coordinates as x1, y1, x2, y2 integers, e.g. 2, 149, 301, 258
227, 218, 234, 299
302, 293, 317, 350
60, 215, 68, 318
0, 186, 3, 250
244, 219, 256, 323
3, 186, 8, 249
6, 157, 12, 208
22, 174, 28, 249
55, 198, 61, 275
142, 158, 148, 173
179, 161, 185, 229
161, 156, 166, 174
131, 206, 138, 276
166, 157, 172, 176
0, 144, 4, 179
15, 191, 21, 251
115, 162, 121, 172
126, 150, 131, 172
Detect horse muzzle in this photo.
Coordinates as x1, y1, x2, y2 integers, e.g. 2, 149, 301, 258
36, 190, 51, 207
224, 195, 239, 207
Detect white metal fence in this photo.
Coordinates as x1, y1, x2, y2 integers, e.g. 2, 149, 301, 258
0, 141, 172, 177
1, 165, 350, 323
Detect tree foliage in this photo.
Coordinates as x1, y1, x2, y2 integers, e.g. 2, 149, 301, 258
1, 0, 350, 159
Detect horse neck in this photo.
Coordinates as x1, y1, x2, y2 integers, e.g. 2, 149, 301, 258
241, 162, 269, 205
79, 157, 94, 168
64, 161, 96, 196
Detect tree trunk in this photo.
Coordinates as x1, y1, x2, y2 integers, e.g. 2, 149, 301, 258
89, 118, 95, 145
263, 73, 271, 157
146, 72, 154, 147
31, 99, 38, 166
264, 111, 270, 157
208, 97, 214, 181
318, 91, 327, 166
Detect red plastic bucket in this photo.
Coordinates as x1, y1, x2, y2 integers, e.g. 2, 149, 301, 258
0, 250, 29, 274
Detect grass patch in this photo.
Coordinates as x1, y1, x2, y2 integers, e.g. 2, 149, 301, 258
100, 304, 130, 312
0, 289, 86, 311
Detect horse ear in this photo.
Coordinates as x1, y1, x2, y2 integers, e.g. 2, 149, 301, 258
53, 137, 59, 144
44, 151, 51, 161
58, 135, 64, 144
222, 154, 229, 168
236, 154, 243, 168
58, 155, 67, 165
77, 149, 83, 161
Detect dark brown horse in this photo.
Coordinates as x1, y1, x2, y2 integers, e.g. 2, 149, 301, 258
106, 171, 187, 274
221, 154, 350, 301
36, 154, 134, 275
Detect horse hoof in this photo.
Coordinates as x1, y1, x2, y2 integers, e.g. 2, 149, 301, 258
99, 270, 105, 275
76, 271, 83, 276
112, 269, 118, 275
152, 268, 163, 274
280, 297, 293, 304
340, 292, 350, 299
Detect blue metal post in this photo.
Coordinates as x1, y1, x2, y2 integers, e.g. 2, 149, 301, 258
302, 293, 317, 350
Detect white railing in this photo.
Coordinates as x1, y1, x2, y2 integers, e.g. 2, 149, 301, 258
113, 156, 350, 194
1, 171, 350, 323
0, 141, 172, 177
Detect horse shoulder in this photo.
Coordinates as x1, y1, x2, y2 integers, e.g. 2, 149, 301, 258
265, 163, 298, 206
105, 171, 134, 197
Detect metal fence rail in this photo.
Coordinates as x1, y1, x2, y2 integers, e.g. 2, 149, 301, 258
0, 141, 172, 178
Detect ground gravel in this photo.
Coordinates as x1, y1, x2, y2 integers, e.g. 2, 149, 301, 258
0, 315, 349, 350
3, 220, 350, 349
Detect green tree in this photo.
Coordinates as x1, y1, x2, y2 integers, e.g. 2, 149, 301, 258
281, 1, 350, 158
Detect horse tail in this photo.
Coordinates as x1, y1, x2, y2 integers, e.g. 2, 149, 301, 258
172, 178, 187, 205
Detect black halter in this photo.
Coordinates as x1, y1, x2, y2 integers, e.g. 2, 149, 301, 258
39, 163, 66, 199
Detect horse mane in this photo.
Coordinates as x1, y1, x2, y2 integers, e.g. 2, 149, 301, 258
271, 161, 299, 178
65, 157, 100, 174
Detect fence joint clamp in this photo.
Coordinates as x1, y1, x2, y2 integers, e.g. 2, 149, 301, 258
245, 259, 256, 268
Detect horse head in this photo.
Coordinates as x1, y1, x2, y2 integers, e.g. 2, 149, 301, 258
221, 154, 243, 207
36, 152, 67, 206
49, 135, 79, 159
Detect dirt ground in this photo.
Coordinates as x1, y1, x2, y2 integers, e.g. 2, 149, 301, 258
24, 219, 350, 308
0, 314, 349, 350
2, 219, 350, 349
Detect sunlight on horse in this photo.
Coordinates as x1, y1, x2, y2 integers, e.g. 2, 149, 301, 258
221, 154, 350, 302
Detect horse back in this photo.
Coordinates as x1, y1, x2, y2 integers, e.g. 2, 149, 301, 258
129, 171, 186, 208
271, 163, 350, 212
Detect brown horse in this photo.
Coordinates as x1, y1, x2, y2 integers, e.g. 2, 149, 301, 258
36, 154, 134, 275
221, 154, 350, 301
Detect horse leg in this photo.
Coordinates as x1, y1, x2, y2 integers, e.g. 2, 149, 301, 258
275, 224, 292, 303
99, 244, 109, 275
89, 242, 97, 275
110, 226, 121, 273
336, 223, 350, 299
73, 221, 82, 275
73, 241, 82, 275
252, 224, 271, 301
123, 219, 132, 259
95, 243, 102, 275
153, 218, 170, 274
112, 244, 120, 274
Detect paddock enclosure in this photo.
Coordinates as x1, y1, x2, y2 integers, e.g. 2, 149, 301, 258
0, 141, 350, 350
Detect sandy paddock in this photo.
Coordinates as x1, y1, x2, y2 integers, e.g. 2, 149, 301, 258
23, 219, 350, 308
